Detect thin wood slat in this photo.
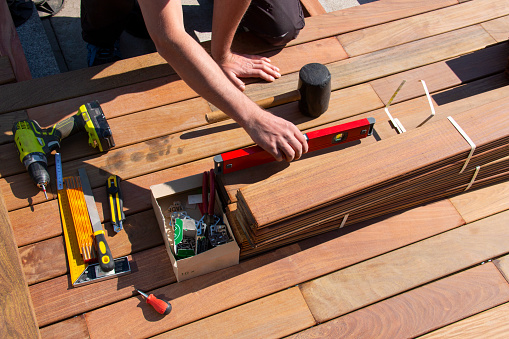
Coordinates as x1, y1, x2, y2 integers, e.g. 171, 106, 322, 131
299, 209, 509, 322
0, 188, 40, 338
481, 15, 509, 42
152, 287, 315, 338
0, 55, 15, 85
83, 199, 463, 338
0, 0, 31, 82
494, 254, 509, 283
338, 0, 509, 57
30, 246, 175, 327
420, 302, 509, 338
289, 263, 509, 338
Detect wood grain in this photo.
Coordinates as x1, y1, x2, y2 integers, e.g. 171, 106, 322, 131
153, 287, 315, 339
329, 25, 495, 91
40, 315, 90, 339
370, 42, 508, 105
0, 188, 40, 338
0, 0, 31, 82
494, 254, 509, 283
300, 209, 509, 322
482, 15, 509, 42
450, 181, 509, 223
338, 0, 509, 57
294, 0, 459, 46
19, 237, 67, 285
83, 200, 463, 338
30, 246, 175, 327
421, 302, 509, 338
290, 263, 509, 338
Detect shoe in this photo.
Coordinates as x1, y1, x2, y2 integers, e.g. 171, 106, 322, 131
87, 41, 121, 67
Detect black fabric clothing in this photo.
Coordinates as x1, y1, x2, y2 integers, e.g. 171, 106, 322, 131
81, 0, 304, 48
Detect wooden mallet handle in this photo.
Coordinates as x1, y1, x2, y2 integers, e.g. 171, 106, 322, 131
205, 90, 301, 124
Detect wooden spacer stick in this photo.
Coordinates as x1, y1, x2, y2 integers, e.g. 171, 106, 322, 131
205, 89, 301, 124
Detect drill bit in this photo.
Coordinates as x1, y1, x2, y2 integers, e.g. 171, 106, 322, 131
40, 184, 48, 199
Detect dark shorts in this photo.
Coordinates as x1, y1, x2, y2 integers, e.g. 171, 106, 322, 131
81, 0, 304, 48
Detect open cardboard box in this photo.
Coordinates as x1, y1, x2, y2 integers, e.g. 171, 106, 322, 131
151, 173, 239, 282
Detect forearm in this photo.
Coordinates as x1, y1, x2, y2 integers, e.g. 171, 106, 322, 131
211, 0, 251, 62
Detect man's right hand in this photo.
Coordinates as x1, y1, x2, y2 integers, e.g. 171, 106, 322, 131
243, 110, 308, 162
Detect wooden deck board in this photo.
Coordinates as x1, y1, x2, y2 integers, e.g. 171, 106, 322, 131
1, 2, 509, 337
421, 302, 509, 338
153, 287, 315, 338
300, 209, 509, 322
338, 0, 509, 57
290, 263, 509, 338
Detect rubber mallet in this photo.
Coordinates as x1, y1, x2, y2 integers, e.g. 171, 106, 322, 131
205, 63, 331, 123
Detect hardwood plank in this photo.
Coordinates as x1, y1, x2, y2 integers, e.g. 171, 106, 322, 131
153, 287, 315, 338
329, 25, 495, 91
290, 263, 509, 338
30, 246, 175, 327
299, 209, 509, 322
0, 55, 15, 85
300, 0, 326, 16
0, 188, 40, 338
40, 315, 90, 339
421, 302, 509, 338
20, 237, 67, 286
370, 42, 508, 105
482, 15, 509, 42
84, 200, 463, 338
0, 53, 172, 115
449, 181, 509, 223
338, 0, 509, 57
293, 0, 459, 46
0, 0, 31, 82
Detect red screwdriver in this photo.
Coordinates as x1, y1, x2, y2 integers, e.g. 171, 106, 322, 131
136, 289, 172, 315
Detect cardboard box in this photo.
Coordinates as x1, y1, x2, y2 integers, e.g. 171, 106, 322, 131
151, 173, 239, 282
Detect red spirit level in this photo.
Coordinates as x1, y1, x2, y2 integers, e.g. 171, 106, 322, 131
214, 117, 375, 175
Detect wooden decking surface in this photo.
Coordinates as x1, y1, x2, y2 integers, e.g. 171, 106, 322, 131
2, 0, 509, 337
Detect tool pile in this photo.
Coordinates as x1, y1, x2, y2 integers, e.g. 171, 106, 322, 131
223, 98, 509, 257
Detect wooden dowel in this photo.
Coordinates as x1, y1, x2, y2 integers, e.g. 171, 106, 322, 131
205, 90, 301, 124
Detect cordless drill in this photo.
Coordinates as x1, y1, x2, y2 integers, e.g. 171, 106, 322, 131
13, 101, 115, 198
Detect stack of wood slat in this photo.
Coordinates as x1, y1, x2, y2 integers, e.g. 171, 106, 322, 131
223, 97, 509, 256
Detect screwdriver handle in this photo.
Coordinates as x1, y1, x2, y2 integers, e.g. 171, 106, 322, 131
94, 230, 115, 272
137, 289, 172, 315
147, 294, 172, 315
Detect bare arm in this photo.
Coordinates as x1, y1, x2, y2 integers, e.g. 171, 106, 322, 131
137, 0, 307, 161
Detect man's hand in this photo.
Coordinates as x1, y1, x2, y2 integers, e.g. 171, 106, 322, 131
243, 110, 308, 162
215, 52, 281, 91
